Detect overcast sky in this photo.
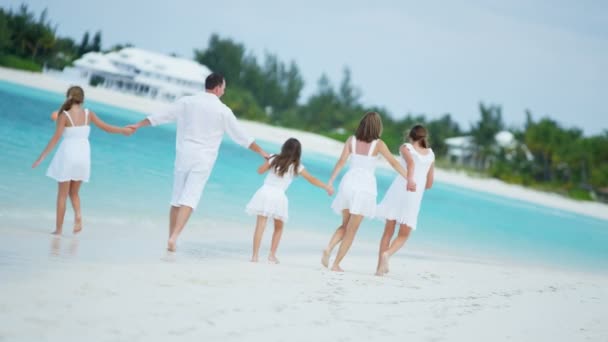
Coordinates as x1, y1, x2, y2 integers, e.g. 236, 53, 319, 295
4, 0, 607, 135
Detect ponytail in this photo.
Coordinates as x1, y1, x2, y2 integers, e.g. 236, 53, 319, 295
58, 86, 85, 115
59, 97, 76, 113
408, 124, 429, 148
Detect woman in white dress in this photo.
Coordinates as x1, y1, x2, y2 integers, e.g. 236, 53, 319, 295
247, 138, 332, 263
375, 125, 435, 275
32, 86, 134, 235
322, 112, 412, 272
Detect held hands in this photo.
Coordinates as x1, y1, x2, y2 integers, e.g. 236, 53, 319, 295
122, 126, 136, 136
406, 177, 417, 192
325, 182, 334, 196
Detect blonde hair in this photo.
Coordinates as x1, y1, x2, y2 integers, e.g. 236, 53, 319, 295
355, 112, 383, 142
59, 86, 84, 113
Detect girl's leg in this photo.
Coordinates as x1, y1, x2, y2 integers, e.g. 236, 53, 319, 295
53, 182, 71, 235
68, 181, 83, 233
321, 210, 350, 267
375, 220, 396, 275
330, 214, 364, 272
268, 218, 284, 264
379, 224, 413, 274
251, 215, 268, 262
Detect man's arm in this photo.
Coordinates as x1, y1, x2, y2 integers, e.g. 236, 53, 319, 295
128, 102, 182, 131
223, 106, 268, 158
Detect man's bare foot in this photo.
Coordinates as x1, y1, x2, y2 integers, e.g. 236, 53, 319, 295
167, 239, 176, 252
250, 256, 259, 263
51, 230, 62, 235
321, 249, 330, 268
73, 218, 82, 234
330, 265, 344, 272
268, 255, 280, 264
379, 252, 390, 274
375, 270, 384, 277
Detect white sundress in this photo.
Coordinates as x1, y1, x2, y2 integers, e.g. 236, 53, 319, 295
376, 143, 435, 230
330, 137, 379, 217
46, 109, 91, 182
245, 156, 305, 222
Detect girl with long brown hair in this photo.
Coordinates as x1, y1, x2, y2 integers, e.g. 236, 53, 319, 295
322, 112, 413, 272
32, 86, 134, 235
246, 138, 332, 263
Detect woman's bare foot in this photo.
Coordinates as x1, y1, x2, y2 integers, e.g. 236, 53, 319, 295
379, 252, 390, 274
51, 230, 62, 235
268, 255, 280, 264
73, 217, 83, 234
167, 239, 177, 252
250, 256, 259, 263
330, 264, 344, 272
321, 249, 330, 268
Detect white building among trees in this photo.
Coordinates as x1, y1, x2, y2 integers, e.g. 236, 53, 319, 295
61, 48, 211, 101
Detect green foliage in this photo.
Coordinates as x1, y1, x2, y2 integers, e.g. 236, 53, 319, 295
0, 54, 42, 71
0, 4, 102, 70
221, 86, 268, 122
195, 34, 304, 113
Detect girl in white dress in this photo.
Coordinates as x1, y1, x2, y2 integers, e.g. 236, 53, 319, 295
375, 125, 435, 275
247, 138, 332, 263
322, 112, 412, 272
32, 86, 133, 235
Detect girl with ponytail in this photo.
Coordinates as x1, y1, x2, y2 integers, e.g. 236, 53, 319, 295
33, 86, 134, 235
375, 124, 435, 276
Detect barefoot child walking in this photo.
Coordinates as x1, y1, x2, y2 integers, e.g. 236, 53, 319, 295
247, 138, 332, 263
32, 86, 133, 235
321, 112, 413, 272
375, 124, 435, 275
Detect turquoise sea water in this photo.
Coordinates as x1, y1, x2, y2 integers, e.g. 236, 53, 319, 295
0, 80, 607, 271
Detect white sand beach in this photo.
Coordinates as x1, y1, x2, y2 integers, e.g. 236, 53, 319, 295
1, 67, 607, 341
1, 218, 607, 342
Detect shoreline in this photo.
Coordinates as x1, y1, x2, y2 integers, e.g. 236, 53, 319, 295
1, 66, 607, 221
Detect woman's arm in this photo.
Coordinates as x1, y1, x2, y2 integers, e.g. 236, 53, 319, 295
89, 111, 133, 135
327, 137, 353, 189
32, 114, 67, 168
257, 160, 271, 174
300, 169, 333, 195
377, 140, 416, 191
400, 145, 417, 191
425, 162, 435, 189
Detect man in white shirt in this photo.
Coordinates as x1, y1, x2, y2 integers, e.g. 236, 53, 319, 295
129, 73, 268, 252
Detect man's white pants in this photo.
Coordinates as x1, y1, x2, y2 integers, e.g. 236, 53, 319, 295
170, 168, 212, 210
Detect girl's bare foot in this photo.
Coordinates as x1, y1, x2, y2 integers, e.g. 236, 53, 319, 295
375, 270, 384, 276
73, 218, 83, 234
330, 264, 344, 272
167, 239, 177, 252
250, 256, 259, 263
321, 249, 330, 268
51, 230, 62, 235
268, 255, 280, 264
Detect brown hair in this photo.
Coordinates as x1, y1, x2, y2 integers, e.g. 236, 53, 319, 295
59, 86, 85, 113
408, 124, 428, 148
355, 111, 383, 142
270, 138, 302, 177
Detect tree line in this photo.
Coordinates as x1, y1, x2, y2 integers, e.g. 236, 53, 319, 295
1, 5, 606, 201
